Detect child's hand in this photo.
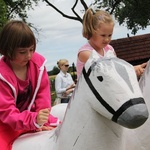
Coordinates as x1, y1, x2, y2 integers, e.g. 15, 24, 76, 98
134, 62, 147, 77
36, 108, 50, 126
36, 126, 54, 132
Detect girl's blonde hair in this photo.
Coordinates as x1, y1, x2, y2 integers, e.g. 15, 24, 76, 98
0, 20, 36, 60
82, 8, 114, 40
57, 59, 68, 69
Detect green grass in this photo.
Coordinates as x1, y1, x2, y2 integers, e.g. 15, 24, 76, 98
51, 90, 56, 106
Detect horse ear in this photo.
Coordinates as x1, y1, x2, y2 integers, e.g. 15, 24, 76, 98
104, 50, 116, 59
84, 50, 100, 70
90, 50, 100, 60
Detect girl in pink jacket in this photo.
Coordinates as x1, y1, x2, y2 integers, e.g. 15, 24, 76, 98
0, 20, 60, 150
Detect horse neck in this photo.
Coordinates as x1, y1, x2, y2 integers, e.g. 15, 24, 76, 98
55, 79, 93, 148
54, 78, 125, 150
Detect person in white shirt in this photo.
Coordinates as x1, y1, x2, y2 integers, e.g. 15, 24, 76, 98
55, 59, 75, 103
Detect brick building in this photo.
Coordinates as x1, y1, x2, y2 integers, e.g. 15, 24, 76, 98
110, 33, 150, 65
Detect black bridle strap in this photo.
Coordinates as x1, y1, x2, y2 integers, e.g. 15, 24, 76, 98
112, 97, 145, 122
82, 67, 115, 115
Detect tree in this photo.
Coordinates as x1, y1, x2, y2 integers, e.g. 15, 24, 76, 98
1, 0, 39, 32
42, 0, 150, 34
0, 0, 7, 31
113, 0, 150, 34
1, 0, 150, 34
48, 66, 59, 76
3, 0, 38, 21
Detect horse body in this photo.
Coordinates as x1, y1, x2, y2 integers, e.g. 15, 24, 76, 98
54, 50, 148, 150
55, 74, 121, 149
55, 82, 127, 150
132, 60, 150, 150
13, 50, 149, 150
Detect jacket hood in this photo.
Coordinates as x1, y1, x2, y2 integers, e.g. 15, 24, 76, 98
0, 52, 46, 102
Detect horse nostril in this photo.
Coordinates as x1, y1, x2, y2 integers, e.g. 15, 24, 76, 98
97, 76, 103, 82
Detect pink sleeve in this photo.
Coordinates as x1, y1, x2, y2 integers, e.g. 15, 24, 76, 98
47, 114, 60, 127
33, 68, 59, 125
104, 44, 115, 52
0, 80, 38, 131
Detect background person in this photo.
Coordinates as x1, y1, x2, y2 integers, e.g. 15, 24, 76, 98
0, 20, 60, 150
55, 59, 75, 104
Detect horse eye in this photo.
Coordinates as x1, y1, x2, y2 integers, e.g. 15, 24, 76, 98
97, 76, 103, 82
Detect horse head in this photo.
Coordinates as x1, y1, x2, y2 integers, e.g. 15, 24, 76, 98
80, 50, 148, 129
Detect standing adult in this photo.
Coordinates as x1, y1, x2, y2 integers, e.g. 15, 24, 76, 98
55, 59, 75, 104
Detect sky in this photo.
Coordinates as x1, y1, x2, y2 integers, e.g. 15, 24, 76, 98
26, 0, 150, 71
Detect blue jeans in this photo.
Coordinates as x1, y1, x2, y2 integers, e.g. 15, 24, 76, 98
61, 98, 70, 103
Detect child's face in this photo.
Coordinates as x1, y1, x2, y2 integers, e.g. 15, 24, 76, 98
11, 45, 34, 67
90, 22, 114, 50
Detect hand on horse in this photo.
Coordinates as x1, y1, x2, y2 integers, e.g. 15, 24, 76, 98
36, 125, 54, 132
134, 62, 147, 78
36, 108, 50, 126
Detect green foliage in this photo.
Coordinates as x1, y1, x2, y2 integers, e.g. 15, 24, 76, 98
0, 0, 7, 31
42, 0, 150, 34
114, 0, 150, 34
1, 0, 150, 35
47, 63, 77, 76
48, 66, 59, 76
3, 0, 38, 21
91, 0, 150, 34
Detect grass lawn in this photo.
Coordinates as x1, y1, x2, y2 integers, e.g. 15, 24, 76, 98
49, 75, 56, 105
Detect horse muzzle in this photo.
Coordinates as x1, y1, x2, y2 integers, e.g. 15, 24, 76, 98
112, 97, 149, 129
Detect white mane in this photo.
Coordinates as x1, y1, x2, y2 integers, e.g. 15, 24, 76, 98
13, 50, 149, 150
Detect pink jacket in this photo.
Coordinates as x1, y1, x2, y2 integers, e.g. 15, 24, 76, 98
0, 52, 59, 150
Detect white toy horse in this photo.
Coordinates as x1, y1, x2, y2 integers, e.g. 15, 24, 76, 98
131, 60, 150, 150
12, 50, 148, 150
